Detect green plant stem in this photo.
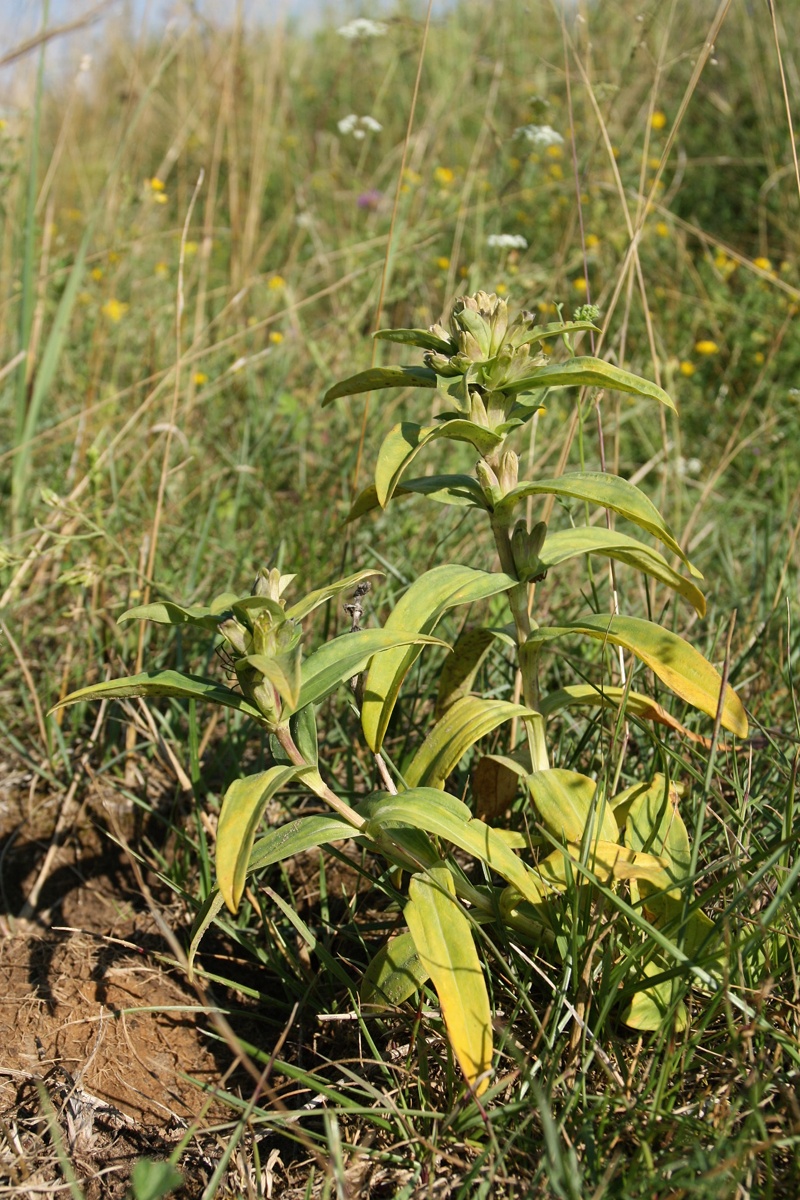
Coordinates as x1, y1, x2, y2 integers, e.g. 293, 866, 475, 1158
273, 724, 366, 830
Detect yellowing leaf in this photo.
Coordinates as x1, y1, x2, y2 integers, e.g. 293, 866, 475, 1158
360, 931, 430, 1008
405, 865, 492, 1094
216, 766, 299, 912
532, 616, 748, 737
404, 696, 533, 789
528, 769, 618, 844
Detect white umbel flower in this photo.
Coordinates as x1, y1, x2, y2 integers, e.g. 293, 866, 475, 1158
338, 18, 389, 38
337, 114, 383, 140
515, 124, 564, 147
487, 234, 528, 249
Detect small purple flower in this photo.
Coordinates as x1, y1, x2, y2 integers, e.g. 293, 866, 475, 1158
357, 189, 383, 211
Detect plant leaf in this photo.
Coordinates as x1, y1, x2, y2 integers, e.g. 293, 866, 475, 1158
285, 569, 384, 622
49, 669, 266, 721
404, 864, 492, 1094
363, 790, 544, 904
624, 773, 691, 884
506, 357, 676, 410
435, 627, 497, 716
516, 319, 601, 347
373, 327, 454, 353
473, 753, 528, 821
531, 615, 748, 737
540, 684, 701, 740
216, 766, 299, 913
537, 527, 706, 615
346, 476, 487, 522
323, 365, 438, 405
287, 628, 448, 718
621, 959, 688, 1032
118, 600, 226, 632
361, 565, 517, 752
527, 769, 618, 843
249, 812, 356, 872
404, 696, 533, 789
535, 840, 676, 896
375, 421, 503, 506
493, 471, 699, 577
360, 931, 430, 1008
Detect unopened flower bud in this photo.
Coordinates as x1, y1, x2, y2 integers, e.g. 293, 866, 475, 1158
498, 451, 519, 494
219, 617, 249, 656
475, 459, 502, 506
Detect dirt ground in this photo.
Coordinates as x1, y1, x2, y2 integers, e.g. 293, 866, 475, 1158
0, 765, 277, 1199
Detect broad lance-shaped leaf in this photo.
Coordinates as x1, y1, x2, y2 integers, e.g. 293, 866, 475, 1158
118, 598, 235, 632
323, 365, 438, 406
537, 527, 706, 616
216, 766, 299, 912
362, 789, 544, 905
624, 773, 690, 885
360, 931, 430, 1008
375, 421, 503, 507
50, 669, 266, 721
373, 327, 453, 353
621, 958, 688, 1032
361, 564, 517, 752
284, 569, 384, 622
527, 769, 618, 844
347, 476, 488, 523
535, 840, 676, 896
287, 628, 448, 717
540, 684, 702, 742
516, 318, 601, 347
493, 471, 700, 578
404, 696, 534, 789
404, 864, 492, 1095
505, 356, 676, 411
530, 615, 748, 737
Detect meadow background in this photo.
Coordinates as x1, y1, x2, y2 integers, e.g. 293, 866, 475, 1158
1, 0, 799, 1197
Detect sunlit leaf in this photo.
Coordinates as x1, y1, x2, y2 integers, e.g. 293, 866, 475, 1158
531, 615, 748, 737
373, 327, 453, 353
527, 769, 618, 844
405, 864, 492, 1094
360, 931, 430, 1008
624, 773, 691, 885
507, 357, 676, 410
248, 812, 356, 872
535, 840, 676, 896
493, 471, 700, 577
375, 421, 503, 507
49, 669, 266, 722
540, 684, 701, 741
323, 365, 438, 406
621, 959, 688, 1032
118, 600, 226, 632
473, 753, 528, 821
363, 789, 544, 904
361, 565, 516, 752
288, 627, 448, 718
216, 766, 300, 912
537, 527, 706, 615
404, 696, 533, 789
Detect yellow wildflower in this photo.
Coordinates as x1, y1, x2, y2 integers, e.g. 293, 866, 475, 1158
753, 256, 772, 272
679, 361, 695, 377
572, 277, 588, 293
694, 339, 719, 356
268, 274, 285, 290
404, 168, 422, 184
753, 351, 765, 365
495, 283, 507, 295
647, 156, 661, 170
108, 251, 120, 264
434, 166, 454, 186
101, 298, 128, 322
435, 256, 450, 270
154, 261, 168, 278
153, 192, 168, 205
91, 267, 104, 281
585, 233, 600, 249
651, 110, 667, 131
545, 143, 563, 159
269, 331, 284, 344
655, 221, 670, 238
183, 241, 198, 257
193, 371, 208, 385
548, 163, 564, 180
149, 177, 165, 191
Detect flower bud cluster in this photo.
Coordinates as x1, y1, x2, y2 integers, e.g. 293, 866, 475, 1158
423, 292, 546, 399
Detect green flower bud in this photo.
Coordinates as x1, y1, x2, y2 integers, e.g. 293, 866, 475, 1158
475, 459, 502, 507
219, 616, 249, 656
498, 450, 519, 494
424, 350, 464, 377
